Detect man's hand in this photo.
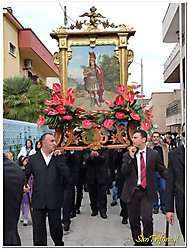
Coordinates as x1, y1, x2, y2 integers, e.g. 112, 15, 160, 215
166, 212, 174, 225
128, 146, 137, 158
23, 184, 30, 193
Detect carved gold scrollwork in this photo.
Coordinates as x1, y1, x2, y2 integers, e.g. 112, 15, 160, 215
127, 49, 134, 67
59, 38, 67, 48
53, 120, 138, 151
53, 52, 60, 65
67, 49, 72, 60
89, 37, 97, 47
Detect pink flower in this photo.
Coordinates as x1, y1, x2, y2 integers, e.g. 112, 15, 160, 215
82, 120, 92, 129
53, 93, 63, 104
115, 112, 125, 119
57, 105, 66, 114
44, 100, 54, 106
145, 110, 154, 118
65, 96, 74, 106
130, 112, 140, 120
78, 114, 87, 119
133, 84, 141, 89
115, 95, 125, 106
53, 83, 62, 93
47, 108, 59, 115
136, 94, 145, 99
141, 119, 151, 130
118, 85, 127, 94
77, 107, 85, 112
126, 91, 135, 102
141, 104, 146, 108
37, 116, 45, 126
63, 115, 73, 120
104, 119, 113, 129
97, 109, 106, 113
66, 88, 76, 97
105, 101, 114, 108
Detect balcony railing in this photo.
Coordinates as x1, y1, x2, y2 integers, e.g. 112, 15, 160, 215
166, 100, 181, 117
164, 43, 180, 72
164, 38, 185, 72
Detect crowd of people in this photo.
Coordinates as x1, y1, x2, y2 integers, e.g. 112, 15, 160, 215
3, 125, 185, 246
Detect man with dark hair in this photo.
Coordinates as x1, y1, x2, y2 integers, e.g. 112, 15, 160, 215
121, 130, 167, 246
164, 131, 177, 150
147, 131, 169, 215
165, 123, 185, 241
25, 133, 70, 246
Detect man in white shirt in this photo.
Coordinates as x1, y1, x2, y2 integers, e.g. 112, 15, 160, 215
25, 133, 70, 246
121, 130, 167, 246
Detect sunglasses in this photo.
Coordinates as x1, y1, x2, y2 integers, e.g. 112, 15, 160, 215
182, 132, 185, 137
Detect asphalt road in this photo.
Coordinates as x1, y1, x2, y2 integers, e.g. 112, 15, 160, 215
18, 191, 185, 247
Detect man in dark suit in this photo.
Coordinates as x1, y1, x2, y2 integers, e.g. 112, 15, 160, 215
121, 130, 167, 246
3, 154, 25, 246
165, 123, 185, 241
62, 150, 80, 231
25, 133, 70, 246
84, 148, 108, 219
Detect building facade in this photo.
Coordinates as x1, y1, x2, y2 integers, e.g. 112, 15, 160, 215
148, 90, 181, 134
162, 3, 186, 131
3, 7, 59, 83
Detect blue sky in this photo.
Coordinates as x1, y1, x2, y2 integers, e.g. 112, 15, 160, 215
2, 0, 181, 98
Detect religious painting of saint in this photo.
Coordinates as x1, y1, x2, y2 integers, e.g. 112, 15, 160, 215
83, 51, 104, 107
68, 45, 120, 111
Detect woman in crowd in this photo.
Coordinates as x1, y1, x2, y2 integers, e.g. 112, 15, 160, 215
17, 139, 35, 159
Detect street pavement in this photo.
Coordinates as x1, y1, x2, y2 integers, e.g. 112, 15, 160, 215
18, 191, 185, 247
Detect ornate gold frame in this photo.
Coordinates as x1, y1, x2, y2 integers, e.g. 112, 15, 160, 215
50, 6, 135, 95
49, 6, 138, 151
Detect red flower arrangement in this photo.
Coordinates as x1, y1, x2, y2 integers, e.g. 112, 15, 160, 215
37, 83, 153, 132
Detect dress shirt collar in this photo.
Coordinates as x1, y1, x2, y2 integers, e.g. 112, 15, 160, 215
41, 149, 54, 166
138, 146, 147, 155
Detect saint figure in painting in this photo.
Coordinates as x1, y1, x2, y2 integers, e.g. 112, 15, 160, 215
83, 51, 105, 107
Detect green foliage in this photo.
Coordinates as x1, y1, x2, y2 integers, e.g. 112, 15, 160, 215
82, 128, 94, 143
99, 54, 120, 92
3, 76, 52, 123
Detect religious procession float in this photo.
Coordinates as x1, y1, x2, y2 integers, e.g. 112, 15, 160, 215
37, 6, 154, 151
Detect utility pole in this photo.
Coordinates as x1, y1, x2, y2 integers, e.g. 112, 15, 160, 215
141, 58, 143, 96
64, 6, 68, 26
132, 58, 144, 103
59, 3, 68, 26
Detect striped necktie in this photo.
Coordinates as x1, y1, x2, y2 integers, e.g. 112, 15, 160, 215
140, 151, 146, 188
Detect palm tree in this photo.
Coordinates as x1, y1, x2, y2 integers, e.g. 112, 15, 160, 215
3, 76, 52, 123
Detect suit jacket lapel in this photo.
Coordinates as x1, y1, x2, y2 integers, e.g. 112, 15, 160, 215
134, 153, 138, 177
39, 151, 51, 167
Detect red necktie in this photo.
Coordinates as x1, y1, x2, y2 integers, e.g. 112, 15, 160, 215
140, 151, 146, 188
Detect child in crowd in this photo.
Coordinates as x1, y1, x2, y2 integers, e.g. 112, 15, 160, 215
18, 156, 33, 226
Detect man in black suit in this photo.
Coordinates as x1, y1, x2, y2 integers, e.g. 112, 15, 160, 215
121, 130, 167, 246
165, 123, 185, 241
3, 154, 25, 246
84, 148, 108, 219
62, 150, 80, 231
25, 133, 70, 246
